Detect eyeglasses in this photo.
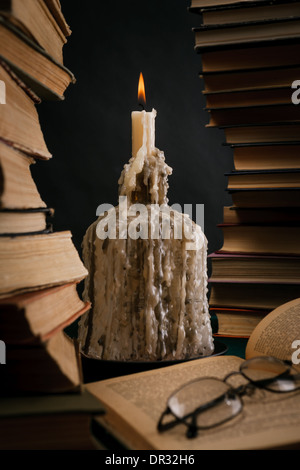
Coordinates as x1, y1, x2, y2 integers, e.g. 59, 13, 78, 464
157, 356, 300, 439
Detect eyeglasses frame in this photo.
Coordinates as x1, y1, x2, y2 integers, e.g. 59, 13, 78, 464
157, 356, 300, 439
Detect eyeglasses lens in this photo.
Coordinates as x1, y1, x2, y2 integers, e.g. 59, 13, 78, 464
168, 378, 242, 429
241, 357, 300, 392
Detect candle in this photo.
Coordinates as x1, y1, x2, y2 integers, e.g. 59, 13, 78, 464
123, 74, 158, 199
78, 75, 214, 362
131, 73, 156, 158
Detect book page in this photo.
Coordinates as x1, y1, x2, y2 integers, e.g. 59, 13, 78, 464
87, 355, 300, 450
246, 298, 300, 369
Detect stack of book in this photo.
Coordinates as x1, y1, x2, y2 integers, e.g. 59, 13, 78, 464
0, 1, 104, 449
190, 0, 300, 346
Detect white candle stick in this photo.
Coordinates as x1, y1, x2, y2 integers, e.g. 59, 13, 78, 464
132, 109, 156, 158
131, 73, 156, 158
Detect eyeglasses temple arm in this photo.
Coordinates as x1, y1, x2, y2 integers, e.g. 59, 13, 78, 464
157, 408, 181, 433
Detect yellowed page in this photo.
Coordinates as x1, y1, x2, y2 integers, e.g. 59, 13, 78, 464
246, 298, 300, 368
87, 355, 300, 450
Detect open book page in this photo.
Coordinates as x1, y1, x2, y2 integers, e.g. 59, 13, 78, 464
246, 298, 300, 369
87, 355, 300, 450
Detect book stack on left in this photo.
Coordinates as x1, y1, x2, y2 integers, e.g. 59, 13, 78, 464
0, 0, 105, 450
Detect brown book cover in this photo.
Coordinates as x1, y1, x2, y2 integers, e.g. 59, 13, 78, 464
0, 231, 88, 297
0, 15, 75, 100
0, 283, 90, 344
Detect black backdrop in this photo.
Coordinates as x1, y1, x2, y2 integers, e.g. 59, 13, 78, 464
31, 0, 233, 269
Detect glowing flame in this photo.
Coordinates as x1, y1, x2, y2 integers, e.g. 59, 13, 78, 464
138, 72, 146, 109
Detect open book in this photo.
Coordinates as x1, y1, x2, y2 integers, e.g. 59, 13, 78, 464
86, 298, 300, 450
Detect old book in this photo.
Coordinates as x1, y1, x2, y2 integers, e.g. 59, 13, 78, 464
200, 42, 300, 72
208, 281, 300, 309
218, 224, 300, 254
204, 87, 292, 109
0, 283, 90, 345
44, 0, 71, 38
0, 231, 88, 297
0, 16, 75, 100
190, 0, 279, 9
0, 61, 51, 159
206, 103, 300, 127
0, 209, 53, 235
231, 143, 300, 171
1, 330, 82, 394
226, 169, 300, 189
209, 251, 300, 283
211, 307, 269, 337
86, 298, 300, 450
200, 1, 300, 25
245, 297, 300, 361
0, 141, 46, 209
0, 389, 105, 450
194, 18, 300, 52
0, 0, 69, 64
228, 188, 300, 207
201, 65, 300, 93
224, 123, 300, 144
223, 206, 300, 225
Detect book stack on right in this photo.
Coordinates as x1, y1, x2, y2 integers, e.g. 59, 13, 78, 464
190, 0, 300, 353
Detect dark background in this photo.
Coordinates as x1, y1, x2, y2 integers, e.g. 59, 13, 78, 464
31, 0, 233, 267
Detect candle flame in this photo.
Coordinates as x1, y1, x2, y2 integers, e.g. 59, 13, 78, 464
138, 73, 146, 109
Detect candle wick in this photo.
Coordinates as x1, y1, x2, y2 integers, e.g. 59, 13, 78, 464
139, 103, 146, 111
